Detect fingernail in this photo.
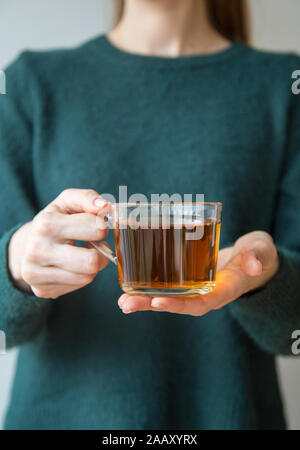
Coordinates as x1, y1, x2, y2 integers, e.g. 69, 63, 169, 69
151, 298, 165, 309
94, 198, 107, 207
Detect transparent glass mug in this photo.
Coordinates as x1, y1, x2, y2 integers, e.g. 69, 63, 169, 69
92, 202, 222, 297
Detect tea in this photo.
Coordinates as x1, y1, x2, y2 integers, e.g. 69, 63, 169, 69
113, 218, 221, 296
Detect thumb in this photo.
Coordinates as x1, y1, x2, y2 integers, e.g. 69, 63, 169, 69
237, 237, 277, 277
240, 249, 263, 277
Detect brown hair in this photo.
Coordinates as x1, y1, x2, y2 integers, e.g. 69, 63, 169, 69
205, 0, 249, 43
114, 0, 249, 44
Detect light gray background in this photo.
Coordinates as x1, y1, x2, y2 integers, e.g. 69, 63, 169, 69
0, 0, 299, 430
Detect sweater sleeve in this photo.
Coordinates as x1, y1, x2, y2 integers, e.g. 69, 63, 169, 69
229, 55, 300, 356
0, 53, 52, 349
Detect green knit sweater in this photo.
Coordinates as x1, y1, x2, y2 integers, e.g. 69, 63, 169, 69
0, 36, 300, 430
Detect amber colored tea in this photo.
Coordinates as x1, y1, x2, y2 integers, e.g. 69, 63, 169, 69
113, 218, 221, 296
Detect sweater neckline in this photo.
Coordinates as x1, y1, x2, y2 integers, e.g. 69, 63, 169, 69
98, 35, 246, 69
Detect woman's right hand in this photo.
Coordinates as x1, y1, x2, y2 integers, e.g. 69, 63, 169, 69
8, 189, 111, 299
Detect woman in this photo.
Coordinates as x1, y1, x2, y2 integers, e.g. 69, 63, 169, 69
1, 0, 299, 430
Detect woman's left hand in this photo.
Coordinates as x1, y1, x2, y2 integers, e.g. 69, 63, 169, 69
118, 231, 279, 316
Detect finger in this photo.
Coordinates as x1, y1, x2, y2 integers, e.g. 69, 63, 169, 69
45, 212, 109, 241
46, 189, 111, 215
22, 264, 96, 287
43, 244, 111, 274
32, 283, 92, 299
150, 296, 208, 315
118, 294, 153, 313
118, 293, 210, 316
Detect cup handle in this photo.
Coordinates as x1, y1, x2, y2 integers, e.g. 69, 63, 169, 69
89, 241, 118, 265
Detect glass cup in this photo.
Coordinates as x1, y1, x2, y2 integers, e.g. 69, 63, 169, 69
92, 202, 222, 297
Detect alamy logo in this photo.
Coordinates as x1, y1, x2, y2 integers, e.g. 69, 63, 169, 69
291, 330, 300, 355
0, 70, 6, 95
0, 330, 6, 354
291, 70, 300, 95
